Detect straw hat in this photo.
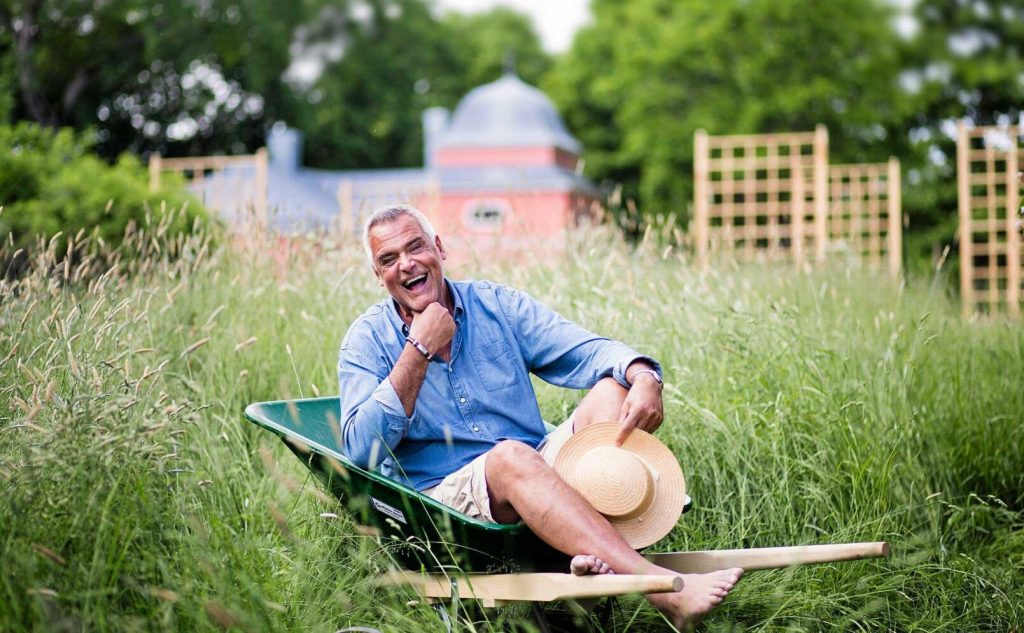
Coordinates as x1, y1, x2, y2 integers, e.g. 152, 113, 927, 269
553, 422, 686, 549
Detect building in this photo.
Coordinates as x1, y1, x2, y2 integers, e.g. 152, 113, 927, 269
188, 71, 599, 260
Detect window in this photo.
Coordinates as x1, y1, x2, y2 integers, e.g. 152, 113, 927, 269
462, 198, 511, 230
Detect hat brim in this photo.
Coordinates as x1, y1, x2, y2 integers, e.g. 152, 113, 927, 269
553, 422, 686, 549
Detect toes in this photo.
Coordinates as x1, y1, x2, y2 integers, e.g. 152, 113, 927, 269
570, 555, 615, 576
569, 555, 591, 575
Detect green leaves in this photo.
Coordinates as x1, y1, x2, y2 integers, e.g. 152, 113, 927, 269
0, 123, 206, 252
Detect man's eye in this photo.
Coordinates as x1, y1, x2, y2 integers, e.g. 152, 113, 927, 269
379, 258, 396, 268
410, 242, 425, 253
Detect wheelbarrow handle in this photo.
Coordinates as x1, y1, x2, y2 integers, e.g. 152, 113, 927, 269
386, 570, 682, 606
647, 541, 890, 573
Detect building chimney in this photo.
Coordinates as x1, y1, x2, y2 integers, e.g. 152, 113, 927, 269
267, 123, 304, 172
422, 107, 449, 169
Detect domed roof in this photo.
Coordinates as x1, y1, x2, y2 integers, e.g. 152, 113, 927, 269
440, 72, 582, 154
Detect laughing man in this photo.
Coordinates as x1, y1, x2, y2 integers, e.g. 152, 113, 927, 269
337, 204, 741, 628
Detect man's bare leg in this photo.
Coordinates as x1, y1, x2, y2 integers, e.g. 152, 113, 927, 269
568, 377, 629, 432
486, 440, 742, 630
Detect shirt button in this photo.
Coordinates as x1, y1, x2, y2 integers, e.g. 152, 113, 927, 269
459, 397, 466, 403
472, 426, 479, 432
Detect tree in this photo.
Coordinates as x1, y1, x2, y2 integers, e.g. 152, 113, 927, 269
896, 0, 1024, 270
293, 0, 467, 170
545, 0, 912, 226
0, 0, 322, 158
442, 7, 551, 89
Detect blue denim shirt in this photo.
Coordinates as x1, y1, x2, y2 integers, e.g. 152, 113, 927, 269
337, 279, 661, 490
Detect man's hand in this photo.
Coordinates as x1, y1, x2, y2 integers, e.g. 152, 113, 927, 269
615, 371, 664, 446
407, 302, 455, 357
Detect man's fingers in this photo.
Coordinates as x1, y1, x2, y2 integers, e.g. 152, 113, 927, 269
615, 424, 634, 447
615, 402, 636, 446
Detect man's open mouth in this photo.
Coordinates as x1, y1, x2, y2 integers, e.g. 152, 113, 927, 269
403, 274, 427, 290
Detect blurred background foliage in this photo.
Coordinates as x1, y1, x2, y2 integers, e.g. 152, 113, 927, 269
1, 0, 1022, 273
0, 123, 204, 255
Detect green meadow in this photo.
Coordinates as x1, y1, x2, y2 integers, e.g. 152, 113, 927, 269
2, 220, 1022, 632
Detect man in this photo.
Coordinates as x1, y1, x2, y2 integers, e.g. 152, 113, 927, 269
338, 204, 741, 629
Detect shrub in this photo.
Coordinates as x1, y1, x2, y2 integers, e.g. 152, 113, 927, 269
0, 123, 207, 253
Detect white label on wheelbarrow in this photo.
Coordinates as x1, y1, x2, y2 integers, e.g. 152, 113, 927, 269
370, 497, 407, 524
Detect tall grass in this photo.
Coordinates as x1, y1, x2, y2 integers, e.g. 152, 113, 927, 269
1, 216, 1021, 631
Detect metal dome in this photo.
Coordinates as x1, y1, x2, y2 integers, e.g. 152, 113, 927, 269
440, 72, 582, 154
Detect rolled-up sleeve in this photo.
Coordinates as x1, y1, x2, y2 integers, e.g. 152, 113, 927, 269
337, 327, 411, 469
497, 285, 661, 389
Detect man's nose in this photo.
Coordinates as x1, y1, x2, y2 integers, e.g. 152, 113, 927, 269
398, 252, 415, 270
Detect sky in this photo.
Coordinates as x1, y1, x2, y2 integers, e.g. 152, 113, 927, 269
433, 0, 592, 53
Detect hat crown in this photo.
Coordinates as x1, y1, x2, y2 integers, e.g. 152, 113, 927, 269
571, 446, 655, 520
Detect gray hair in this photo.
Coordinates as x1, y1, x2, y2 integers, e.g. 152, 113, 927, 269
362, 204, 438, 265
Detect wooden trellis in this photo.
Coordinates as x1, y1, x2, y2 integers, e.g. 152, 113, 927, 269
956, 123, 1023, 317
694, 126, 903, 275
149, 149, 269, 230
693, 126, 830, 266
828, 158, 902, 278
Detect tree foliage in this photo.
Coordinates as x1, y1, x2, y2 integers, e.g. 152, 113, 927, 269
896, 0, 1024, 270
292, 0, 466, 170
0, 123, 204, 252
0, 0, 319, 157
546, 0, 911, 222
443, 7, 551, 89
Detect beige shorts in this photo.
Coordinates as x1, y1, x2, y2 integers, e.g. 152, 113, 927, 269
423, 417, 575, 523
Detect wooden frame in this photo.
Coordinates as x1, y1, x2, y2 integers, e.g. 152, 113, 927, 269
337, 177, 440, 237
957, 122, 1023, 317
390, 542, 889, 606
149, 149, 269, 230
693, 126, 829, 266
828, 158, 902, 277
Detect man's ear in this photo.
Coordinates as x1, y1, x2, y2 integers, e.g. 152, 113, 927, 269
435, 235, 447, 261
371, 265, 383, 286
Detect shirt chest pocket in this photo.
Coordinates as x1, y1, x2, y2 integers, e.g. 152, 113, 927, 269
470, 340, 518, 391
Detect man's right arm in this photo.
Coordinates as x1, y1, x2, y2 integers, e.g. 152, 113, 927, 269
338, 304, 454, 468
337, 343, 413, 470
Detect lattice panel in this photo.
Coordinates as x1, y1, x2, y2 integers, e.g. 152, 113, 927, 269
957, 123, 1023, 317
828, 159, 902, 277
694, 126, 829, 265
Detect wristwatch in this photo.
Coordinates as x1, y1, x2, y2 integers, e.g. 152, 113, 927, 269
630, 368, 663, 388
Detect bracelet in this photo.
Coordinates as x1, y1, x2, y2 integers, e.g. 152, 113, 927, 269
630, 368, 663, 388
405, 336, 433, 360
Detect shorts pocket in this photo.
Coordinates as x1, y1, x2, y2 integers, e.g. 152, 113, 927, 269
470, 341, 518, 391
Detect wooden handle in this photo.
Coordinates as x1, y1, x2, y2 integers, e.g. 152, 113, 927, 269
647, 542, 890, 574
387, 571, 682, 606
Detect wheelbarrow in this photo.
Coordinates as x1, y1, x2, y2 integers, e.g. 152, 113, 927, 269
244, 397, 889, 623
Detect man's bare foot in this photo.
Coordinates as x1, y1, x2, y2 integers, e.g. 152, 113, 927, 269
647, 567, 742, 631
569, 554, 614, 576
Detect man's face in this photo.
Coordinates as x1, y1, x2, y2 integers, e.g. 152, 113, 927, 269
368, 215, 448, 318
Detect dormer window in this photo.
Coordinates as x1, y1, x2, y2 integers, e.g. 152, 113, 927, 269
462, 198, 511, 230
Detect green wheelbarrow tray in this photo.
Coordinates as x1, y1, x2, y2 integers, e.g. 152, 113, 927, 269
245, 396, 887, 591
244, 396, 568, 573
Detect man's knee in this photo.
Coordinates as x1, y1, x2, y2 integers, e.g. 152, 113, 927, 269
593, 376, 628, 397
486, 440, 547, 484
